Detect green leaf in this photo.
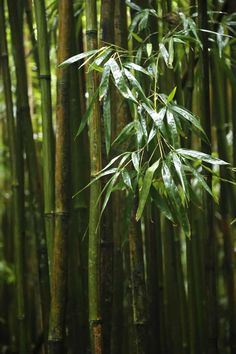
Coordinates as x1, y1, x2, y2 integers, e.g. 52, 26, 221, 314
99, 172, 120, 223
176, 149, 229, 165
168, 37, 174, 68
103, 91, 111, 155
122, 170, 133, 191
75, 88, 99, 138
152, 189, 175, 222
112, 121, 136, 147
124, 69, 151, 105
92, 47, 113, 67
167, 87, 177, 103
99, 64, 111, 100
108, 58, 137, 102
131, 152, 140, 172
73, 168, 118, 198
136, 159, 161, 220
124, 62, 151, 76
59, 48, 103, 67
166, 110, 179, 147
172, 153, 189, 197
170, 105, 204, 134
146, 43, 152, 57
159, 43, 171, 68
130, 31, 143, 43
142, 104, 166, 130
98, 153, 130, 174
184, 164, 215, 200
162, 162, 190, 237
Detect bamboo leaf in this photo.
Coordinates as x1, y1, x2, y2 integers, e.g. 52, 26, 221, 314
59, 48, 104, 67
159, 43, 170, 68
176, 149, 229, 165
167, 86, 177, 103
136, 159, 161, 220
124, 68, 151, 105
170, 105, 204, 133
152, 189, 175, 222
112, 121, 136, 146
99, 64, 111, 100
122, 170, 133, 191
172, 153, 189, 197
130, 31, 143, 43
142, 104, 166, 130
166, 110, 179, 147
103, 91, 111, 155
132, 152, 140, 172
108, 58, 137, 102
75, 88, 99, 138
184, 164, 215, 200
162, 162, 190, 237
146, 43, 152, 57
124, 62, 151, 76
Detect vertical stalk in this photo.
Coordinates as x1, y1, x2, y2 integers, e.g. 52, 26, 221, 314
7, 0, 50, 346
111, 3, 130, 353
211, 52, 236, 354
128, 196, 148, 354
48, 0, 72, 353
85, 0, 102, 353
67, 4, 89, 353
0, 1, 27, 352
33, 0, 55, 266
198, 1, 217, 354
100, 2, 114, 352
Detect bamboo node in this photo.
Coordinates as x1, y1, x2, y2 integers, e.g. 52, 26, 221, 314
39, 74, 51, 80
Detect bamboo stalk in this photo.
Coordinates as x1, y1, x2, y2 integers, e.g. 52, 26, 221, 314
67, 4, 89, 353
100, 2, 114, 352
85, 0, 103, 353
110, 3, 130, 353
0, 1, 27, 351
7, 1, 51, 348
198, 1, 217, 353
48, 0, 72, 353
33, 0, 55, 266
128, 196, 148, 354
211, 52, 236, 354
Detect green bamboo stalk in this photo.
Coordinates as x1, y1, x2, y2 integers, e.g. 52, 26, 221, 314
128, 196, 148, 354
228, 0, 236, 166
110, 3, 129, 353
198, 1, 217, 353
211, 52, 236, 354
48, 1, 72, 353
7, 1, 50, 347
25, 0, 39, 71
100, 2, 114, 352
33, 0, 55, 266
67, 5, 89, 353
0, 1, 27, 352
85, 0, 103, 353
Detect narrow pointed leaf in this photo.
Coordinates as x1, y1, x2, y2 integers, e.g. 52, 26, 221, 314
177, 149, 229, 165
136, 159, 160, 220
103, 91, 111, 155
59, 48, 103, 67
75, 88, 99, 138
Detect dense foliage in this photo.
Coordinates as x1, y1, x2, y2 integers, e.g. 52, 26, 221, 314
0, 1, 236, 354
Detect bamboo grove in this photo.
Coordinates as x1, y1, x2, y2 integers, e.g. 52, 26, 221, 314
1, 0, 236, 353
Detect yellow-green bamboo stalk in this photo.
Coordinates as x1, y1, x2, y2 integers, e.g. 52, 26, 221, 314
7, 1, 50, 347
198, 1, 217, 353
0, 1, 27, 351
85, 0, 103, 353
48, 0, 72, 353
33, 0, 55, 266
